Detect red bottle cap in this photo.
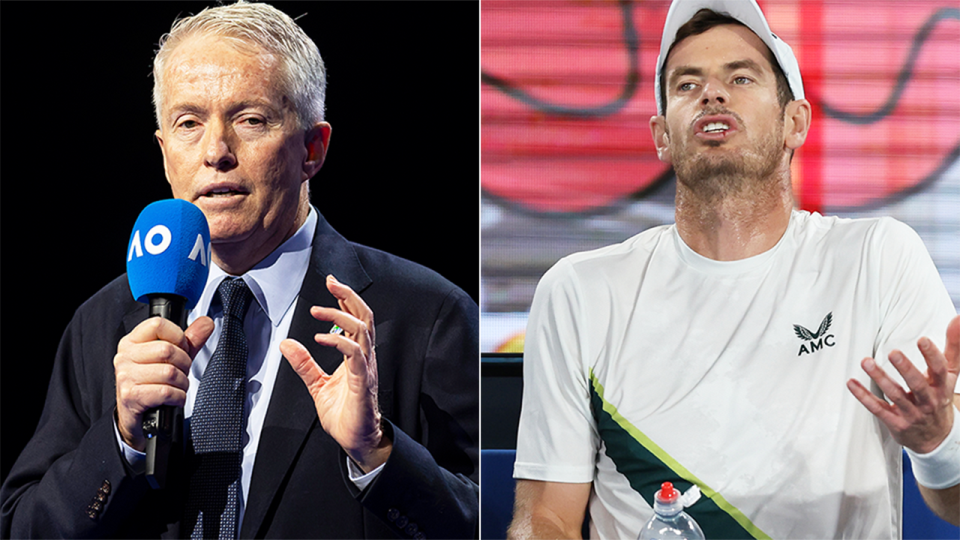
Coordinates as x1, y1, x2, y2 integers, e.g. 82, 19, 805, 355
658, 482, 679, 503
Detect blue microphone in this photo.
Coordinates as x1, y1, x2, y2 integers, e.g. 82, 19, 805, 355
126, 198, 210, 489
127, 198, 211, 321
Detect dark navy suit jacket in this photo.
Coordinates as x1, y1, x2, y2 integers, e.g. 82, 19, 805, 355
0, 211, 479, 539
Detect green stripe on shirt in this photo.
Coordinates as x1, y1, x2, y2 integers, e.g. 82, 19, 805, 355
589, 369, 769, 540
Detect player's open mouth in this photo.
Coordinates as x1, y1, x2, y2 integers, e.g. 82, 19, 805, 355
694, 114, 739, 140
702, 122, 729, 133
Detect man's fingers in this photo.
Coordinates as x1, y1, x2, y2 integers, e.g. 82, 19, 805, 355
889, 349, 931, 396
310, 306, 363, 333
917, 337, 954, 393
116, 364, 190, 413
124, 383, 188, 410
124, 316, 186, 347
119, 316, 212, 372
943, 315, 960, 373
847, 377, 905, 430
862, 356, 921, 414
128, 362, 190, 391
326, 276, 374, 329
846, 378, 876, 409
313, 333, 370, 379
119, 340, 192, 375
310, 306, 373, 351
280, 338, 328, 391
326, 274, 358, 306
114, 316, 210, 450
185, 316, 215, 358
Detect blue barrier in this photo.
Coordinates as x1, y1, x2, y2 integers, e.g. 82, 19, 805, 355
481, 449, 518, 539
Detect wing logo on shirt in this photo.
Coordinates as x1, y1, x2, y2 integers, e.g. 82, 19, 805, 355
794, 312, 836, 356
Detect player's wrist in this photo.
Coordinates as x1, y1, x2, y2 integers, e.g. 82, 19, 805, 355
348, 423, 393, 474
115, 407, 146, 451
905, 411, 960, 489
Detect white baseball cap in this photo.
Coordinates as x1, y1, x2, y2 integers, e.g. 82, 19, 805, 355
654, 0, 805, 115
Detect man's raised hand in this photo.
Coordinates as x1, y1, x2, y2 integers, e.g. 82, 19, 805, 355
847, 315, 960, 454
280, 275, 392, 472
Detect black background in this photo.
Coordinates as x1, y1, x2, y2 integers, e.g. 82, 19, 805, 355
0, 1, 478, 481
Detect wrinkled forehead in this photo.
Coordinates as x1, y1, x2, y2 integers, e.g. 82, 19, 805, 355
161, 35, 285, 103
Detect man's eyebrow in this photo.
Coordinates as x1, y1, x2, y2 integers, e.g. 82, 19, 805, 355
667, 65, 703, 88
168, 103, 201, 114
163, 103, 203, 126
723, 58, 765, 75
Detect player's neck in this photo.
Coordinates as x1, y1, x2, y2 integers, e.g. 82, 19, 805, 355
674, 177, 794, 262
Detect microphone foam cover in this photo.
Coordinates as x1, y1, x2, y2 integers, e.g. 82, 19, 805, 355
127, 199, 211, 309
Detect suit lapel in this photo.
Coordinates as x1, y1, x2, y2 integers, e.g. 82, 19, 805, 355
240, 211, 372, 537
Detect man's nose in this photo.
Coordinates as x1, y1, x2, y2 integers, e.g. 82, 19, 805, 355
700, 78, 729, 107
203, 120, 238, 171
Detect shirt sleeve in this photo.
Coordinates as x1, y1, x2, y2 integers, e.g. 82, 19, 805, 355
870, 218, 958, 393
346, 457, 385, 491
113, 418, 146, 474
514, 258, 598, 483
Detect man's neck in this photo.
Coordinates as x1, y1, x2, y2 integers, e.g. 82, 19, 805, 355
674, 178, 794, 262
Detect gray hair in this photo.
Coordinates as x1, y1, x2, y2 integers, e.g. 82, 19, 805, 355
152, 1, 326, 130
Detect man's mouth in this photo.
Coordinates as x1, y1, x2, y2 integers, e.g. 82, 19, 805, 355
200, 183, 248, 198
694, 114, 739, 140
205, 188, 243, 197
702, 121, 730, 134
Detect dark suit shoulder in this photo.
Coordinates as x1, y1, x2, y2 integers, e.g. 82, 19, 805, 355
74, 273, 144, 323
349, 242, 473, 305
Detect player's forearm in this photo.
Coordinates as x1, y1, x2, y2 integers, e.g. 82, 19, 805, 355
918, 483, 959, 526
508, 513, 582, 540
510, 480, 591, 539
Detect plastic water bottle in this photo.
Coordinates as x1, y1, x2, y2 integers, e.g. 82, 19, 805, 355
637, 482, 705, 540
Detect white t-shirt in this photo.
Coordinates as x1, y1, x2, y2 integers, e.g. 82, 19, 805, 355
515, 211, 957, 539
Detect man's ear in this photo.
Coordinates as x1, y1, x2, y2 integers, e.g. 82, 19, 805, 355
783, 99, 811, 150
649, 115, 672, 164
303, 122, 332, 180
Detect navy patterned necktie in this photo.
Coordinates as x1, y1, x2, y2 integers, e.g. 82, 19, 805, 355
184, 278, 253, 540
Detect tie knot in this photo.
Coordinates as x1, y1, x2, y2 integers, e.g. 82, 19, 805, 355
217, 278, 253, 321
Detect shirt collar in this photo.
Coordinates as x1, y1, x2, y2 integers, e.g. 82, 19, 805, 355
192, 208, 316, 327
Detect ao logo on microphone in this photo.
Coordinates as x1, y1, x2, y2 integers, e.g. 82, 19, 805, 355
126, 199, 210, 309
127, 225, 209, 266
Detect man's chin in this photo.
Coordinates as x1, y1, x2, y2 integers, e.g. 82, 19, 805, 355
209, 224, 255, 249
210, 233, 252, 247
680, 153, 745, 181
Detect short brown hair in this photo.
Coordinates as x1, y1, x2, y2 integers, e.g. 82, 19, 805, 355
659, 9, 793, 114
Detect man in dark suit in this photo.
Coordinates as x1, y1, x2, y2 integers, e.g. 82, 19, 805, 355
0, 2, 477, 538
